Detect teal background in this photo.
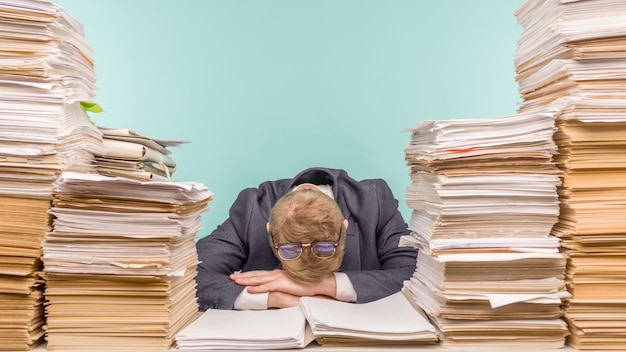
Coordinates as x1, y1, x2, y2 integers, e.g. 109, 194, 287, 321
54, 0, 526, 239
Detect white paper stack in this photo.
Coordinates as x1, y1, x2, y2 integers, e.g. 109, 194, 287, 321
515, 0, 626, 349
175, 307, 312, 350
299, 291, 438, 347
0, 1, 104, 349
42, 172, 213, 350
403, 110, 562, 245
401, 110, 570, 348
175, 291, 437, 350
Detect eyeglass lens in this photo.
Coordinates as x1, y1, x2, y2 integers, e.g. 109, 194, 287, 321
277, 244, 302, 260
277, 242, 336, 260
311, 242, 336, 257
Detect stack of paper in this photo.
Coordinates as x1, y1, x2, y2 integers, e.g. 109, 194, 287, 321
42, 172, 213, 350
175, 291, 437, 350
401, 110, 570, 348
299, 291, 438, 347
403, 110, 561, 244
0, 1, 104, 349
515, 0, 626, 349
176, 307, 313, 350
94, 127, 186, 181
515, 0, 626, 111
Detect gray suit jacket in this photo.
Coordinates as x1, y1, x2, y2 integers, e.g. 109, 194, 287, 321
195, 167, 418, 310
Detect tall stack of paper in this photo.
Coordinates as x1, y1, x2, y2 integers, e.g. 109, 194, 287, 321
401, 110, 570, 348
0, 1, 104, 349
42, 172, 213, 350
515, 0, 626, 111
515, 0, 626, 349
94, 127, 186, 181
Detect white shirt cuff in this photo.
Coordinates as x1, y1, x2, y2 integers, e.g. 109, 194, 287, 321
233, 288, 269, 310
334, 272, 357, 302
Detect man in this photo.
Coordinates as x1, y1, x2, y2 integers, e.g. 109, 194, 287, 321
195, 167, 417, 310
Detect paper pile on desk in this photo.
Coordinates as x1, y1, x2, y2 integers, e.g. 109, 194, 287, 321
175, 291, 437, 349
401, 109, 570, 348
0, 0, 104, 349
299, 291, 438, 346
42, 172, 213, 350
176, 307, 312, 350
515, 0, 626, 349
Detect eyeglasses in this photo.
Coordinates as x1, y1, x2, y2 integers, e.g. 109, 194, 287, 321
273, 241, 338, 260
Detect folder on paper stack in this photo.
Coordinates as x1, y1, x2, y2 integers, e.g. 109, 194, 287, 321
94, 127, 186, 181
515, 0, 626, 349
0, 1, 104, 349
42, 172, 213, 350
400, 110, 570, 348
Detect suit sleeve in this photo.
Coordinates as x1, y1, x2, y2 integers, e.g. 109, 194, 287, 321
195, 189, 256, 310
343, 179, 418, 303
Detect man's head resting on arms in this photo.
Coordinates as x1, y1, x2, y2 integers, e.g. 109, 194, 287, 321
267, 186, 348, 285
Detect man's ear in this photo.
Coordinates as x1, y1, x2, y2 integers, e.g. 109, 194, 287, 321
266, 222, 270, 233
343, 219, 348, 231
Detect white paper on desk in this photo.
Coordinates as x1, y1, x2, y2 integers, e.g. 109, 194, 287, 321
175, 307, 311, 349
299, 291, 436, 340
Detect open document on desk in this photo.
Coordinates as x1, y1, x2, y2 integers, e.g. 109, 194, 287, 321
175, 291, 438, 349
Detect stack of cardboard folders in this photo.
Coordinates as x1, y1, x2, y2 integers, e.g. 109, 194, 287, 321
94, 127, 186, 181
42, 172, 213, 350
0, 1, 104, 350
516, 0, 626, 349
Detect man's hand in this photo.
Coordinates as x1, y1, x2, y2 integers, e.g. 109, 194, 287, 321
266, 291, 335, 309
230, 269, 337, 299
266, 291, 301, 309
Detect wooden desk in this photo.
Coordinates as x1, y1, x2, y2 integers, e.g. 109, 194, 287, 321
29, 342, 606, 352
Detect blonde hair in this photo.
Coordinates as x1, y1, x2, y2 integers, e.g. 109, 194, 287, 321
268, 189, 345, 284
